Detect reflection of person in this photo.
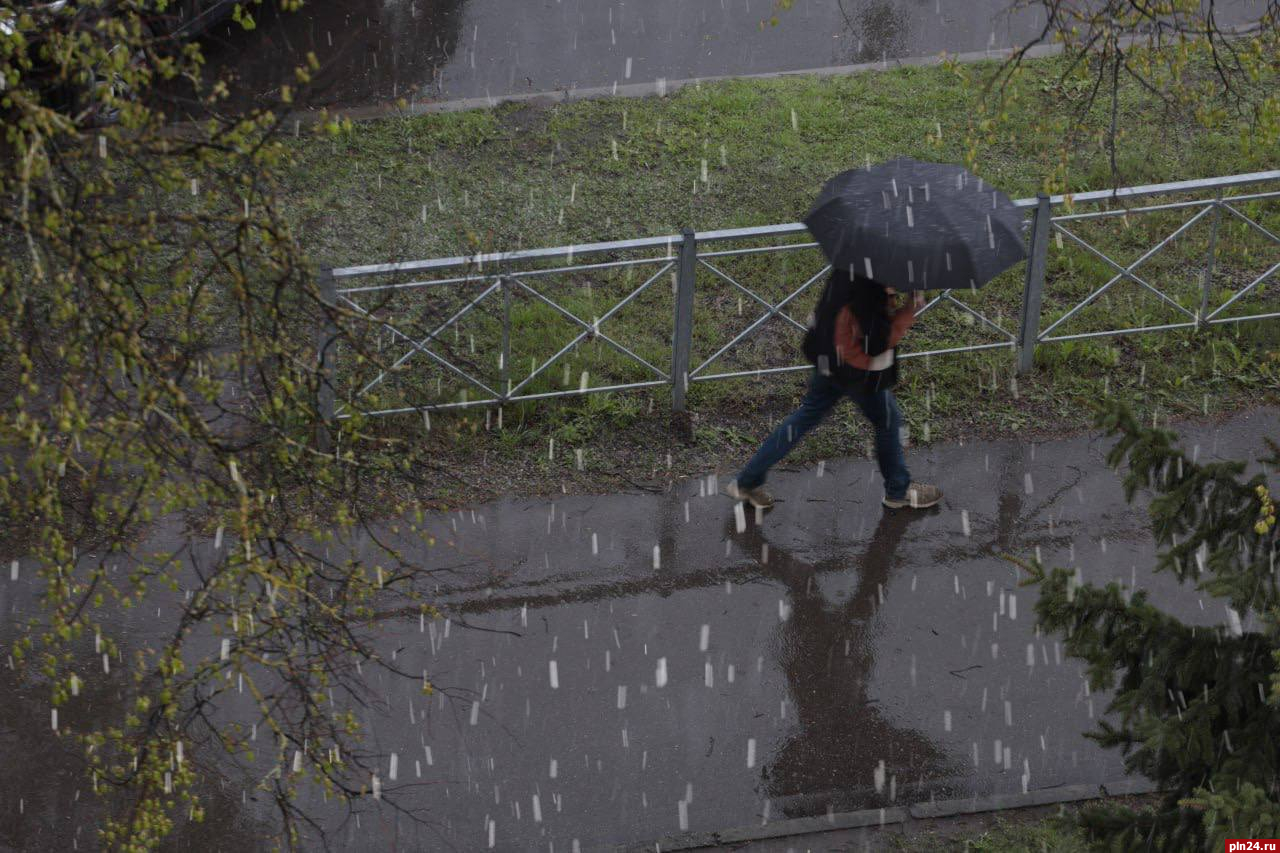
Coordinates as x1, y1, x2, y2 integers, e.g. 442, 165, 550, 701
727, 268, 942, 511
725, 506, 954, 812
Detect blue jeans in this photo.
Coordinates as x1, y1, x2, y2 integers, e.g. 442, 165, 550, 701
736, 371, 911, 500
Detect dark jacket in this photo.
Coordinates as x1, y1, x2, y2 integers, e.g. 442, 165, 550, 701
802, 272, 916, 392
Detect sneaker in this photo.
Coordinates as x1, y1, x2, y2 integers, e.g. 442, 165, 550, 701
882, 482, 943, 510
726, 480, 775, 510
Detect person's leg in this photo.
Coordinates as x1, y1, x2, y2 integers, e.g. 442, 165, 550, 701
736, 372, 843, 489
848, 387, 911, 501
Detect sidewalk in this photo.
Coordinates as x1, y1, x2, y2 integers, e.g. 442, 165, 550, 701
2, 406, 1274, 852
387, 404, 1275, 851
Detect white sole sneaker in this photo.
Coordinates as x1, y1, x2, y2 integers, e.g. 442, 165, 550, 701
882, 487, 942, 509
726, 480, 774, 510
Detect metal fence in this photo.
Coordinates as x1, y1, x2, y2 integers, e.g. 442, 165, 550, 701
317, 170, 1280, 422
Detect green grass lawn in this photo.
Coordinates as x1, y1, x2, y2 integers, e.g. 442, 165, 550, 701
283, 57, 1275, 267
272, 55, 1279, 505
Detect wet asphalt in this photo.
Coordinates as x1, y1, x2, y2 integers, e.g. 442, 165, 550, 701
189, 0, 1262, 112
1, 405, 1276, 851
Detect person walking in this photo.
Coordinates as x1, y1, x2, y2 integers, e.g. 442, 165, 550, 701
726, 267, 942, 511
725, 157, 1028, 511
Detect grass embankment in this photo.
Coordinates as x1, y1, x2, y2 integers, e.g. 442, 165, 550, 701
278, 57, 1278, 506
889, 792, 1160, 852
892, 809, 1090, 852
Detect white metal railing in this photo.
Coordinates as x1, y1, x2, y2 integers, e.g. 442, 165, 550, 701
315, 170, 1280, 420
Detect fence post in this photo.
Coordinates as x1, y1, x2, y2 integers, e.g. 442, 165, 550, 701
315, 268, 338, 453
1197, 193, 1222, 329
1016, 193, 1052, 375
499, 275, 512, 401
671, 227, 697, 414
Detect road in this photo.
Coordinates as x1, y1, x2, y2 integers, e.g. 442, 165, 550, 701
189, 0, 1260, 113
3, 405, 1276, 851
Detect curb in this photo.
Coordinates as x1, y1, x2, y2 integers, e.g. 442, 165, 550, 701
287, 42, 1068, 127
907, 778, 1156, 820
610, 778, 1158, 852
165, 25, 1262, 140
306, 22, 1255, 124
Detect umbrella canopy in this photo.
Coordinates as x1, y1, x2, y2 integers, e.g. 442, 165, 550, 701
804, 157, 1027, 291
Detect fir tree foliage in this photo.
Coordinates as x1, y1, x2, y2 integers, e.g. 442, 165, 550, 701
1016, 399, 1279, 851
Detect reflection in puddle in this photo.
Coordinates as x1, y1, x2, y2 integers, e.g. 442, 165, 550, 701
4, 411, 1269, 848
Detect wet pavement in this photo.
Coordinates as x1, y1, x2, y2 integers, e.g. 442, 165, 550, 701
188, 0, 1264, 112
2, 405, 1276, 851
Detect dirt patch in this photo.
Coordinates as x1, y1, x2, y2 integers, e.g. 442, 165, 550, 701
499, 96, 559, 151
358, 380, 1278, 513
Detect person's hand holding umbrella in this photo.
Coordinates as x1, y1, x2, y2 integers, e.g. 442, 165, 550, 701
884, 288, 927, 312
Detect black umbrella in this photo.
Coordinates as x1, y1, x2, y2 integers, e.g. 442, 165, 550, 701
804, 157, 1027, 291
